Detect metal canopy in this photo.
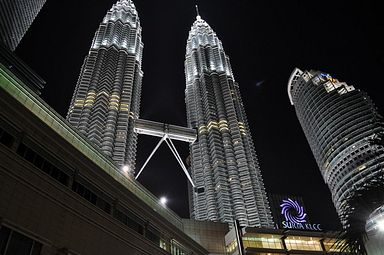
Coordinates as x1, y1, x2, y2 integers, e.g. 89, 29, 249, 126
134, 119, 196, 187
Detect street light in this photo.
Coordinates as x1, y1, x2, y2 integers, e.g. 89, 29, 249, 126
365, 204, 384, 233
122, 165, 129, 172
376, 219, 384, 232
160, 196, 167, 206
365, 204, 384, 254
122, 165, 134, 178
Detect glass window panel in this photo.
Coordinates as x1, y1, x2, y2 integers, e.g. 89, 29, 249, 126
0, 227, 11, 254
31, 242, 42, 255
323, 238, 342, 252
242, 234, 283, 249
0, 130, 14, 148
285, 236, 322, 251
5, 231, 33, 255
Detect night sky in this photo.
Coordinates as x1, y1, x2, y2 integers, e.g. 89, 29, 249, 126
16, 0, 384, 230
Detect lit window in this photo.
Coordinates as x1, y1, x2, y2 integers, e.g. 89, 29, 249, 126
284, 236, 322, 251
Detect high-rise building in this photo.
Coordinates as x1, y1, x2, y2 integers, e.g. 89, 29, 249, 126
184, 13, 273, 228
288, 68, 384, 229
0, 0, 46, 51
67, 0, 143, 170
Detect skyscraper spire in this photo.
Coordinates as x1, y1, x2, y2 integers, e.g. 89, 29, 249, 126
67, 0, 143, 172
195, 5, 201, 19
185, 15, 274, 228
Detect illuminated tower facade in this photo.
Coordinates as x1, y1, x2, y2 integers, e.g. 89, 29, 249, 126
67, 0, 143, 170
288, 68, 384, 229
184, 14, 274, 227
0, 0, 46, 51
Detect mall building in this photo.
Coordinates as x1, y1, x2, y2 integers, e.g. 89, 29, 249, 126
225, 227, 342, 255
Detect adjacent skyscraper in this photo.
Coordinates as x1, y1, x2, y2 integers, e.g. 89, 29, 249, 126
67, 0, 143, 170
0, 0, 46, 51
288, 68, 384, 229
184, 13, 273, 227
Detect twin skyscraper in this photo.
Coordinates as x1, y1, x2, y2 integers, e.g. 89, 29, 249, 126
66, 0, 274, 228
67, 0, 143, 173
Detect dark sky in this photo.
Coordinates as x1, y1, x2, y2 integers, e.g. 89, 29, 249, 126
16, 0, 384, 230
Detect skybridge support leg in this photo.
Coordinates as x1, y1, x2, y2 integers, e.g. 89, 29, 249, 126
135, 134, 196, 187
164, 137, 195, 187
135, 135, 166, 180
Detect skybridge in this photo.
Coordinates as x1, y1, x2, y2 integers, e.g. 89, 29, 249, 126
134, 119, 197, 187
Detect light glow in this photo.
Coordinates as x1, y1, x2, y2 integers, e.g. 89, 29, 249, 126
160, 197, 167, 206
122, 165, 129, 172
377, 220, 384, 232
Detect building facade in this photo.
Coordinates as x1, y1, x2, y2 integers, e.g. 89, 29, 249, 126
0, 61, 207, 255
67, 0, 143, 170
225, 227, 343, 255
288, 68, 384, 229
0, 0, 46, 51
182, 219, 229, 255
0, 41, 45, 95
184, 14, 273, 228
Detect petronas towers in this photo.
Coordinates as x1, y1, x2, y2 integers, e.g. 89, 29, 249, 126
67, 1, 273, 228
67, 0, 143, 170
185, 14, 273, 227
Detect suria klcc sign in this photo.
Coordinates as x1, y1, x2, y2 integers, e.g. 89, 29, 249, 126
280, 198, 322, 231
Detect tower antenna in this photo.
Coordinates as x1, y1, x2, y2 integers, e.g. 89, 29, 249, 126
195, 5, 200, 18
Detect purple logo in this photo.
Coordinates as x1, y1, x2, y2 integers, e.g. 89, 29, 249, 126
280, 198, 307, 224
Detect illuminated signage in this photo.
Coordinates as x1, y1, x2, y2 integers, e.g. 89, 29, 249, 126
280, 198, 322, 231
320, 72, 338, 83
